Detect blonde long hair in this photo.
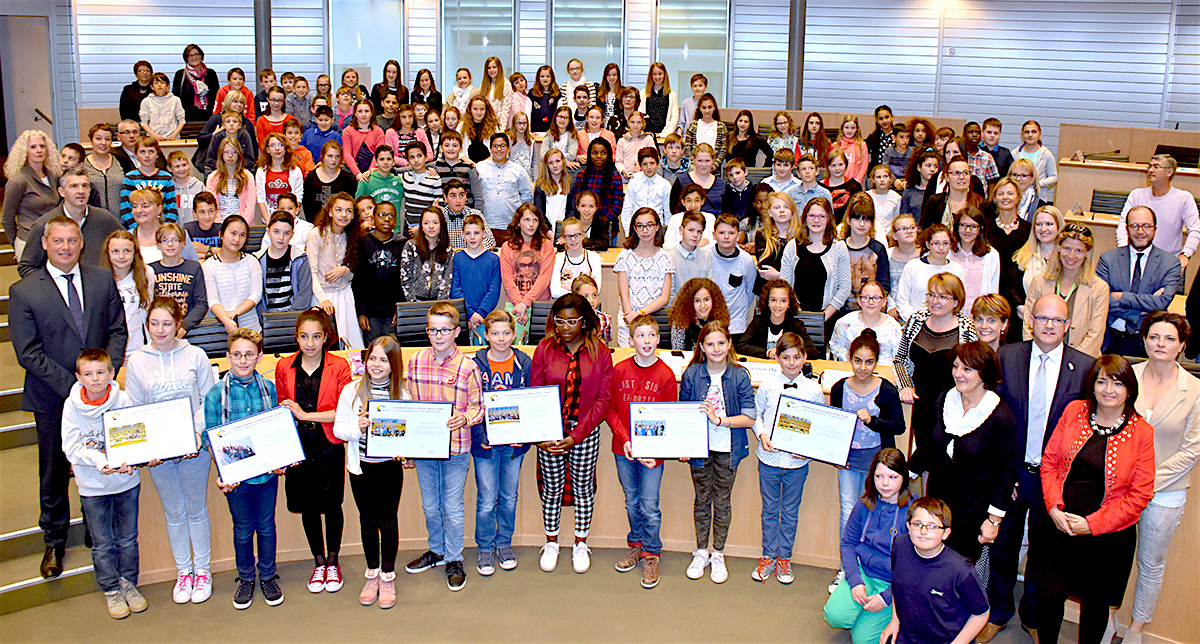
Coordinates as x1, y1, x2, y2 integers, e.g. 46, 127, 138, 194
1043, 224, 1098, 286
1013, 205, 1065, 271
5, 129, 62, 178
534, 149, 572, 196
758, 192, 805, 263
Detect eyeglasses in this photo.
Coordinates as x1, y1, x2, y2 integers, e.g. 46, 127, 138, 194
948, 170, 970, 178
229, 352, 260, 361
928, 241, 952, 249
958, 222, 980, 232
1032, 315, 1069, 327
634, 223, 658, 232
807, 213, 828, 220
426, 327, 455, 337
858, 295, 885, 304
1127, 223, 1155, 232
927, 292, 955, 303
909, 521, 946, 533
564, 232, 583, 240
896, 225, 918, 234
553, 316, 582, 327
1010, 172, 1032, 179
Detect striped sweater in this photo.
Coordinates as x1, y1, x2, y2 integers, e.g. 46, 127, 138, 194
119, 169, 178, 229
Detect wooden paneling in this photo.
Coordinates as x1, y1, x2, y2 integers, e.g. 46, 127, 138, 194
1058, 123, 1200, 165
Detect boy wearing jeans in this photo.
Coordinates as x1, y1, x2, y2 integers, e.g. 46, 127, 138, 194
61, 349, 143, 619
882, 497, 990, 644
470, 311, 533, 575
204, 328, 285, 609
404, 302, 484, 591
605, 316, 678, 589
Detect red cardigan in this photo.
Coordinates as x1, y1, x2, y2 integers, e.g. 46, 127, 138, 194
274, 351, 352, 444
1041, 399, 1155, 535
531, 336, 614, 445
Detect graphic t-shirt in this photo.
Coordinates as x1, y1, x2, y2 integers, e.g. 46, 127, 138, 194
487, 353, 516, 391
263, 169, 291, 211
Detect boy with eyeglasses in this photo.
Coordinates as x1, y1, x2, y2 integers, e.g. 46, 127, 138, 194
881, 497, 989, 644
404, 302, 484, 592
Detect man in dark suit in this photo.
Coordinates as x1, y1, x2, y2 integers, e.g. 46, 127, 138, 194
978, 294, 1094, 643
1096, 205, 1182, 357
18, 167, 123, 277
9, 216, 127, 578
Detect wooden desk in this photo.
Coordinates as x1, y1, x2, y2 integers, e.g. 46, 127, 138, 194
1057, 123, 1200, 167
1055, 159, 1200, 216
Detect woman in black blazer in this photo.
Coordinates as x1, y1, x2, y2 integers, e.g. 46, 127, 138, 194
927, 340, 1020, 568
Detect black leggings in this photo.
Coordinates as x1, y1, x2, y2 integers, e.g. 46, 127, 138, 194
301, 509, 343, 565
349, 460, 404, 572
1036, 586, 1111, 644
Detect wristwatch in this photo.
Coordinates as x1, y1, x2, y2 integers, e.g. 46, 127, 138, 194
988, 518, 1001, 527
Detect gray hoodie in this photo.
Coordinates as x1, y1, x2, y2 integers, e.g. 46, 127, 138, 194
61, 381, 140, 497
123, 338, 215, 436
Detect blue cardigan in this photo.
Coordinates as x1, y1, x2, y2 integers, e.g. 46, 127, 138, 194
470, 347, 533, 458
679, 361, 755, 468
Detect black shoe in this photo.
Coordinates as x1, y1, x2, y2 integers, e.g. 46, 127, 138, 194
232, 579, 254, 610
446, 561, 466, 591
405, 550, 445, 574
40, 546, 63, 579
260, 576, 284, 606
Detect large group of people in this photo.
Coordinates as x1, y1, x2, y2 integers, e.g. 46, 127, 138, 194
5, 46, 1200, 644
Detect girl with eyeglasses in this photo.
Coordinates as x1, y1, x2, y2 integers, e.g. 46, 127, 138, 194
885, 215, 921, 320
613, 207, 674, 347
830, 280, 902, 365
894, 224, 966, 323
1007, 158, 1045, 221
1023, 223, 1108, 357
779, 197, 851, 336
948, 206, 1000, 312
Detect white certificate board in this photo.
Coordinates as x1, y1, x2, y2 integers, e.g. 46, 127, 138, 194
483, 386, 564, 445
629, 402, 710, 459
206, 406, 305, 485
769, 394, 858, 467
103, 397, 198, 467
366, 400, 453, 459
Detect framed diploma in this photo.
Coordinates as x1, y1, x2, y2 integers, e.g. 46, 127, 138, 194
769, 394, 858, 467
206, 407, 305, 485
483, 386, 564, 445
103, 397, 198, 468
629, 402, 710, 459
366, 400, 454, 459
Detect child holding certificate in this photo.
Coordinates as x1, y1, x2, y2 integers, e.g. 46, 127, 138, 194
404, 301, 484, 592
750, 332, 822, 585
531, 293, 614, 575
275, 309, 353, 595
204, 328, 285, 610
124, 297, 217, 605
679, 320, 755, 584
61, 349, 143, 619
604, 315, 678, 589
333, 335, 410, 608
470, 311, 533, 576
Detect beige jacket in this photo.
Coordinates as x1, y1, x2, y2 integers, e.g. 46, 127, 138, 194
1133, 361, 1200, 494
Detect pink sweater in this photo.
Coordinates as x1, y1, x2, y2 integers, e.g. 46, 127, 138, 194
204, 169, 258, 223
499, 238, 556, 306
831, 138, 869, 185
382, 128, 433, 167
340, 125, 387, 176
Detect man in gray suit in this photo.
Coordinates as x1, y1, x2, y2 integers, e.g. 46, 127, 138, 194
9, 217, 127, 578
18, 167, 123, 276
1096, 205, 1182, 357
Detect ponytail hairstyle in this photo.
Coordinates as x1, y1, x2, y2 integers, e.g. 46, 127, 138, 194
849, 327, 881, 361
295, 307, 339, 352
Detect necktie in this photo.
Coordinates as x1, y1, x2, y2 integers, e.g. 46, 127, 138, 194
63, 273, 85, 340
1026, 354, 1049, 465
1132, 251, 1144, 291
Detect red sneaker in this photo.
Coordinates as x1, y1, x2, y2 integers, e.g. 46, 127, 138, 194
324, 564, 344, 592
307, 565, 326, 593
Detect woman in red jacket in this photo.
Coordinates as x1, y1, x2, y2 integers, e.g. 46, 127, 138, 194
275, 308, 353, 596
1032, 355, 1154, 644
531, 293, 614, 576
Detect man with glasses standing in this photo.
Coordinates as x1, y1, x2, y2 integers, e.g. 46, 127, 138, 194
1097, 206, 1182, 357
1117, 154, 1200, 274
978, 293, 1092, 643
476, 133, 534, 245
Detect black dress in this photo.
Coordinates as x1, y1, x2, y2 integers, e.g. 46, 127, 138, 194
284, 355, 346, 514
1030, 430, 1137, 605
907, 324, 959, 473
792, 244, 830, 312
644, 88, 670, 134
984, 209, 1032, 343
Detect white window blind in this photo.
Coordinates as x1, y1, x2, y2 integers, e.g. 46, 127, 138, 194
406, 0, 440, 88
727, 0, 788, 110
517, 0, 549, 76
552, 0, 622, 82
1165, 0, 1200, 130
657, 0, 729, 105
624, 0, 655, 88
271, 0, 327, 87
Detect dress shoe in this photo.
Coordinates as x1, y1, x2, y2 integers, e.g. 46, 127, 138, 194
1020, 622, 1039, 644
40, 546, 64, 578
977, 622, 1005, 643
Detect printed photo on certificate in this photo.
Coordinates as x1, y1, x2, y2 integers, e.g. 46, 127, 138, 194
769, 394, 858, 466
103, 397, 198, 468
483, 385, 563, 445
366, 400, 453, 459
629, 402, 709, 459
206, 406, 306, 485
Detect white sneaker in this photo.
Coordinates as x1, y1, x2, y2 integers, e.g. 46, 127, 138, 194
686, 549, 709, 580
828, 569, 845, 594
572, 542, 591, 574
190, 570, 212, 603
539, 542, 560, 572
172, 572, 194, 604
709, 552, 728, 583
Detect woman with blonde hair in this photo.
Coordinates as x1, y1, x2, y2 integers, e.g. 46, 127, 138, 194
4, 130, 62, 259
1013, 205, 1065, 317
1023, 223, 1108, 356
477, 57, 513, 121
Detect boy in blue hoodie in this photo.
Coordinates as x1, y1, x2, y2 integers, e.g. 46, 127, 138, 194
61, 349, 142, 619
301, 106, 342, 162
470, 310, 533, 575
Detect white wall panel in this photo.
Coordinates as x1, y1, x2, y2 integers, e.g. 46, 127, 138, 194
405, 0, 439, 87
1165, 0, 1200, 130
517, 0, 548, 76
272, 0, 327, 85
728, 0, 791, 110
624, 0, 655, 89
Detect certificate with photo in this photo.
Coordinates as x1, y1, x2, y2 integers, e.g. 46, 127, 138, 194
629, 402, 709, 459
103, 397, 199, 468
769, 394, 858, 466
366, 400, 454, 459
206, 406, 306, 485
483, 385, 564, 445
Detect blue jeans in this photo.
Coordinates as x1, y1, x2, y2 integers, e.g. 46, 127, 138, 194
473, 447, 525, 552
759, 463, 809, 559
80, 486, 140, 593
613, 455, 665, 555
414, 453, 471, 562
225, 476, 278, 582
148, 449, 212, 574
837, 468, 869, 538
